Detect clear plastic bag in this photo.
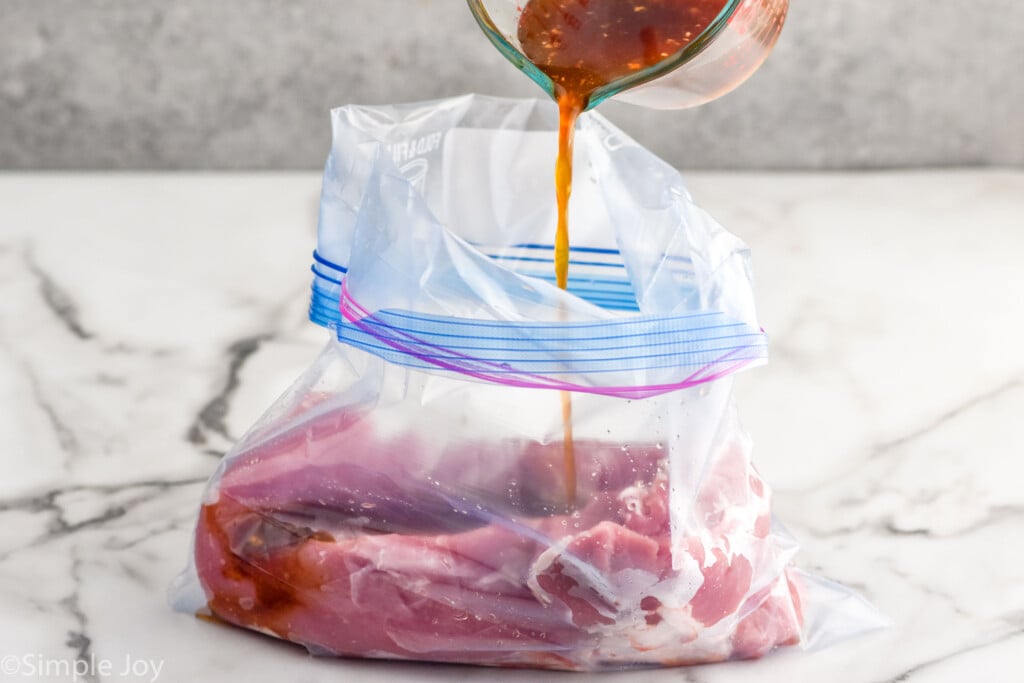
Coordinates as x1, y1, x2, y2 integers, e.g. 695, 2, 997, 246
171, 95, 884, 671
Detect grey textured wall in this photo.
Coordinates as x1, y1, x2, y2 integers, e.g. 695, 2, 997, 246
1, 0, 1021, 170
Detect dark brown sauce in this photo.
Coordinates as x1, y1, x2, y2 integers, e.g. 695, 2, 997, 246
518, 0, 729, 505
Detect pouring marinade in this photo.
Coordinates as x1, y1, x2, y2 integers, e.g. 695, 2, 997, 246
517, 0, 731, 293
516, 0, 731, 506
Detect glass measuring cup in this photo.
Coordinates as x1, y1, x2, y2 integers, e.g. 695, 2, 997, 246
467, 0, 789, 110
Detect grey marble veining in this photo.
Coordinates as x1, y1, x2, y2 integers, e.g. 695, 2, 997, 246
0, 171, 1022, 681
0, 0, 1021, 171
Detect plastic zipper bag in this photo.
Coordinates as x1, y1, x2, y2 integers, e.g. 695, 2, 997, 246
171, 94, 885, 671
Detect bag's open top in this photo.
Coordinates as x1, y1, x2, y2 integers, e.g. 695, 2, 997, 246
309, 95, 766, 397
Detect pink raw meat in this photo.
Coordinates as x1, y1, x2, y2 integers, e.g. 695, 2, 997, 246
193, 408, 803, 671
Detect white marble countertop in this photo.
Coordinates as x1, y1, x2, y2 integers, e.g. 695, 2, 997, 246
0, 171, 1021, 682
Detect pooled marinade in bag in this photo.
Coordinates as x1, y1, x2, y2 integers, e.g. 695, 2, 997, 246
174, 95, 882, 671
